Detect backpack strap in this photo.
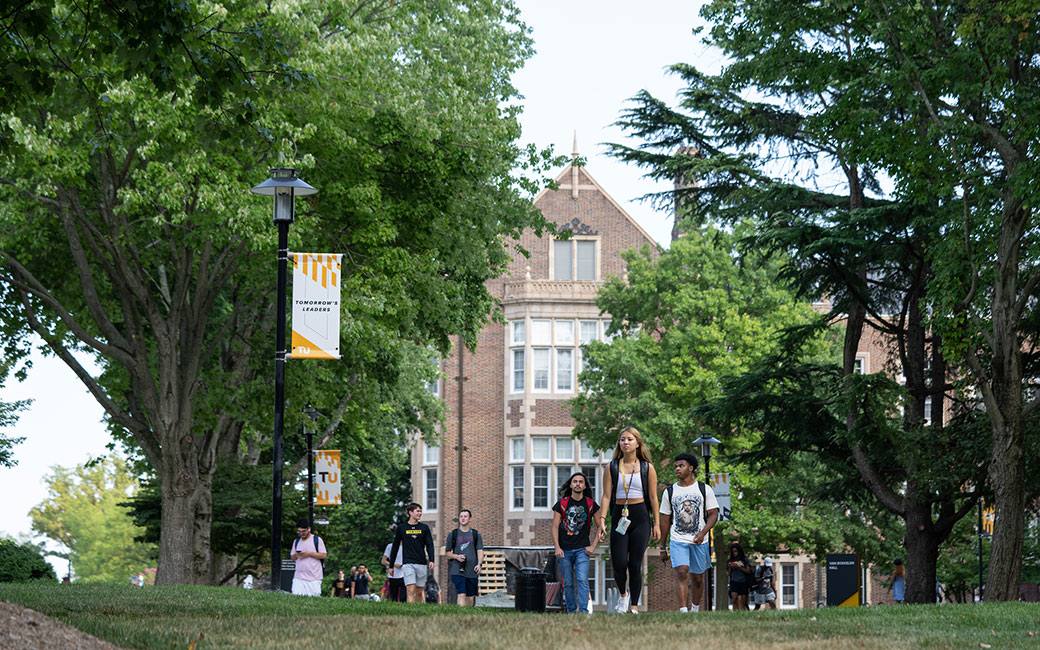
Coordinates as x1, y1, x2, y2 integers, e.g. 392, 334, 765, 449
560, 496, 570, 514
584, 496, 593, 512
640, 460, 649, 506
609, 459, 619, 515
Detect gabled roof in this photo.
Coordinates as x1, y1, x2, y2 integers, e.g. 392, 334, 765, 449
532, 159, 658, 247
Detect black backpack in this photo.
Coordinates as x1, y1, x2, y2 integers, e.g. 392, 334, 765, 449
663, 481, 708, 516
609, 459, 650, 514
293, 534, 325, 569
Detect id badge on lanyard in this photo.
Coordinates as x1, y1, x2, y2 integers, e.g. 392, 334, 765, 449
616, 465, 634, 535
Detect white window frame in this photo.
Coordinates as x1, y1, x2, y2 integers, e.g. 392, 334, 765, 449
423, 467, 438, 513
511, 320, 526, 345
510, 437, 526, 463
511, 348, 525, 393
531, 436, 551, 462
779, 563, 799, 609
532, 347, 551, 392
553, 239, 573, 281
580, 465, 599, 501
555, 347, 575, 392
555, 437, 574, 462
556, 465, 574, 496
853, 357, 866, 374
510, 465, 525, 511
579, 320, 599, 344
532, 465, 551, 510
531, 319, 552, 345
578, 440, 600, 462
423, 440, 439, 465
555, 319, 574, 345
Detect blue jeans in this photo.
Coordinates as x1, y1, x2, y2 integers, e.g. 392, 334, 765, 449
559, 548, 591, 613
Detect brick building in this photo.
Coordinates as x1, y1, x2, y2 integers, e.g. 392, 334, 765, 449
406, 156, 962, 610
409, 154, 668, 610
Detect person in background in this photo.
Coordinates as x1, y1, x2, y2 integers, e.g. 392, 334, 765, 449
381, 540, 406, 602
596, 426, 660, 614
753, 557, 777, 610
551, 472, 601, 614
352, 564, 373, 600
331, 569, 349, 597
445, 509, 484, 606
290, 519, 327, 596
726, 542, 753, 610
892, 558, 906, 604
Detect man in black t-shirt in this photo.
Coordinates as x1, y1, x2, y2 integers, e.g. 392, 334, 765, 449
352, 564, 373, 600
389, 502, 436, 604
330, 569, 349, 597
551, 472, 601, 614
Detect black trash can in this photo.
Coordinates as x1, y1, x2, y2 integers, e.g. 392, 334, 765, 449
515, 567, 546, 612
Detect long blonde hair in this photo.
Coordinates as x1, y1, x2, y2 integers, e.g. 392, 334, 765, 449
611, 426, 653, 463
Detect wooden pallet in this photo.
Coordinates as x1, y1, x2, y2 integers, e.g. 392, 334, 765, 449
479, 550, 507, 595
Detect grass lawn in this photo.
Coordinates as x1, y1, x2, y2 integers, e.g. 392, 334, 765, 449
0, 583, 1037, 649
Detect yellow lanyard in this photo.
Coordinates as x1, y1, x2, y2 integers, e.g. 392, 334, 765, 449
620, 462, 634, 517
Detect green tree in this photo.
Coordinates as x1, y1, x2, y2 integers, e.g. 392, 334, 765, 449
0, 0, 554, 585
606, 0, 999, 601
0, 538, 54, 582
29, 455, 154, 583
0, 362, 28, 468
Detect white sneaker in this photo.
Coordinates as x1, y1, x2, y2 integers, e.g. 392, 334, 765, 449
690, 604, 699, 612
616, 593, 630, 613
679, 607, 688, 613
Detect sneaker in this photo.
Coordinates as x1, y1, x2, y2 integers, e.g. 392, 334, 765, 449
616, 593, 630, 613
679, 607, 688, 613
690, 604, 699, 612
630, 607, 639, 614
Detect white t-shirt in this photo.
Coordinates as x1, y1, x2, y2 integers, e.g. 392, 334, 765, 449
660, 481, 719, 544
383, 543, 404, 578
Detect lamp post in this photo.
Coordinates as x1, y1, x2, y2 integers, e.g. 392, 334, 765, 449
250, 168, 317, 591
694, 433, 721, 611
303, 405, 322, 532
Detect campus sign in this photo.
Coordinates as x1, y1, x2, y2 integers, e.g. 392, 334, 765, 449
291, 253, 342, 359
315, 450, 341, 505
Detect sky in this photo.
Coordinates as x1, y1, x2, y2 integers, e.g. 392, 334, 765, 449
0, 0, 720, 573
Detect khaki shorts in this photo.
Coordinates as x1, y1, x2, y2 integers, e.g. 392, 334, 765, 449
401, 563, 428, 586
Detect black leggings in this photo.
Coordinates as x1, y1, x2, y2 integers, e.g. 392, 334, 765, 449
610, 501, 650, 606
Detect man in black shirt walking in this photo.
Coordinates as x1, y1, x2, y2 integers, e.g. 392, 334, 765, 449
389, 503, 436, 603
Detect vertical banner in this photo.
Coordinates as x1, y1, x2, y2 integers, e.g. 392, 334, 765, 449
291, 253, 342, 359
315, 450, 341, 506
709, 472, 731, 521
982, 502, 996, 537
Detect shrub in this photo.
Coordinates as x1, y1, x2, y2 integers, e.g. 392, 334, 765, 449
0, 539, 56, 582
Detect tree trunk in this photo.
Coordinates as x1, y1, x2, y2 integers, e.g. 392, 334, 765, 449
157, 457, 199, 585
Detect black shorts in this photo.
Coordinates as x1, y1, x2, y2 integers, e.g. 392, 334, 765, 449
729, 581, 750, 595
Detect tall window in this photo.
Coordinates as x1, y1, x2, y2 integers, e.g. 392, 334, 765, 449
533, 348, 551, 391
424, 468, 438, 512
533, 465, 550, 509
780, 564, 798, 608
576, 240, 596, 281
556, 348, 574, 391
422, 441, 438, 512
554, 240, 573, 280
512, 349, 525, 393
511, 466, 525, 510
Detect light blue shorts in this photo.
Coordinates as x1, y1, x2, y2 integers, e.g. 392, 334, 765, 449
670, 539, 711, 574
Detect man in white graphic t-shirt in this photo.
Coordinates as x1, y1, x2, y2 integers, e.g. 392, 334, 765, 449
659, 453, 719, 612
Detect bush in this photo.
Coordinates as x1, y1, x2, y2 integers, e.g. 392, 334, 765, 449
0, 539, 56, 582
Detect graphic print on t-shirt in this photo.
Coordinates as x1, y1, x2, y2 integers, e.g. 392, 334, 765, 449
564, 502, 588, 536
672, 493, 702, 537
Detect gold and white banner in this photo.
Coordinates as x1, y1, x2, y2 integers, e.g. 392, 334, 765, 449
315, 450, 341, 506
291, 253, 341, 359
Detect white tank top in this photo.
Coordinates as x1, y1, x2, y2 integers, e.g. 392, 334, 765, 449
614, 462, 644, 500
